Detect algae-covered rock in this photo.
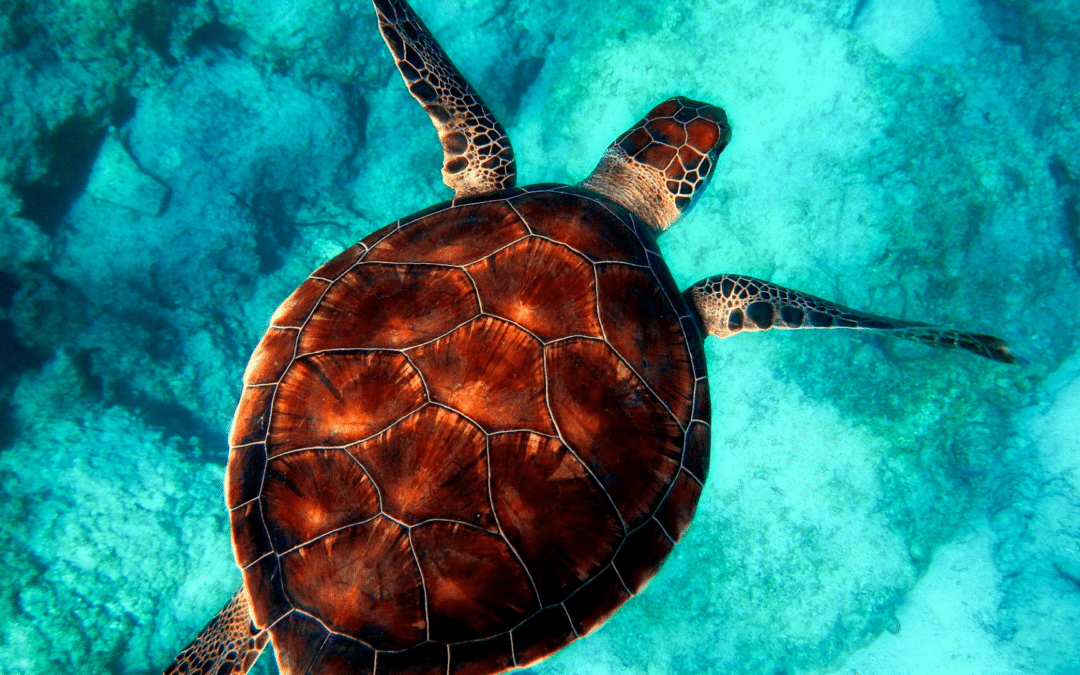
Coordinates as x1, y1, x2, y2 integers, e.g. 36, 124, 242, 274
85, 131, 170, 217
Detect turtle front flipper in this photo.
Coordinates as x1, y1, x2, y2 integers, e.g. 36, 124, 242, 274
685, 274, 1024, 364
373, 0, 516, 199
164, 587, 268, 675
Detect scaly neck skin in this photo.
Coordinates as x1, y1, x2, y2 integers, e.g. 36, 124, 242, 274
579, 147, 680, 234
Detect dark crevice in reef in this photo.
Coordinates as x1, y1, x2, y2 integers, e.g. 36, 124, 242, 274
63, 306, 229, 459
4, 0, 42, 53
0, 264, 229, 457
848, 0, 870, 28
109, 87, 138, 127
132, 0, 180, 67
14, 115, 108, 236
74, 344, 228, 460
505, 55, 544, 117
336, 83, 369, 184
240, 189, 303, 275
0, 271, 53, 449
0, 318, 50, 381
110, 379, 229, 461
344, 87, 370, 147
0, 270, 20, 308
70, 348, 105, 400
0, 323, 49, 449
979, 0, 1032, 53
13, 90, 139, 237
1048, 153, 1080, 270
184, 18, 244, 55
0, 273, 53, 377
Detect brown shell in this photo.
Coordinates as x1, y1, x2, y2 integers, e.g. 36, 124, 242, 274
226, 185, 711, 675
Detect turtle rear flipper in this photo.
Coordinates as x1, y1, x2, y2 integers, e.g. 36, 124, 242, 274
685, 274, 1025, 364
164, 587, 268, 675
372, 0, 516, 199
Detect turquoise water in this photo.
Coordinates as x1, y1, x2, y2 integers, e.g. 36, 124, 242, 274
1, 0, 1078, 673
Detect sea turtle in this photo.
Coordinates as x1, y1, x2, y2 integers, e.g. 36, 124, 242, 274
164, 0, 1020, 673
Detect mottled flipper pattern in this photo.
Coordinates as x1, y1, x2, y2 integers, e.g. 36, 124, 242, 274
686, 274, 1022, 364
164, 587, 268, 675
373, 0, 516, 198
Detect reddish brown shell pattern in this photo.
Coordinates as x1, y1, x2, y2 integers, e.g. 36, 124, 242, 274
225, 184, 711, 675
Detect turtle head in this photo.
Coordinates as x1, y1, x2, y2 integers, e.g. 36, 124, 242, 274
581, 97, 731, 233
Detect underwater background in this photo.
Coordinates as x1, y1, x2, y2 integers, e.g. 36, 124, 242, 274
1, 0, 1078, 672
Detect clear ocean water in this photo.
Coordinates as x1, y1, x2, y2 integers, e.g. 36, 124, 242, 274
1, 0, 1077, 673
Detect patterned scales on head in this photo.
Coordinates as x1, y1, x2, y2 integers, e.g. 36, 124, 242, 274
162, 0, 1020, 673
228, 186, 710, 673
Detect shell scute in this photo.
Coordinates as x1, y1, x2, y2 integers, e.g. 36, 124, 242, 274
312, 243, 364, 281
466, 237, 601, 341
510, 190, 649, 265
268, 351, 426, 457
563, 565, 630, 637
240, 553, 289, 627
612, 519, 674, 594
280, 516, 425, 649
266, 611, 328, 675
489, 432, 623, 605
230, 499, 273, 568
271, 278, 328, 328
243, 327, 297, 385
307, 635, 376, 675
545, 338, 683, 527
229, 384, 274, 447
683, 420, 711, 484
365, 200, 528, 266
260, 448, 380, 552
298, 263, 479, 352
411, 521, 538, 643
509, 605, 576, 669
596, 263, 695, 426
226, 442, 266, 508
653, 468, 703, 542
407, 316, 552, 434
377, 642, 448, 675
348, 405, 493, 527
448, 635, 514, 675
